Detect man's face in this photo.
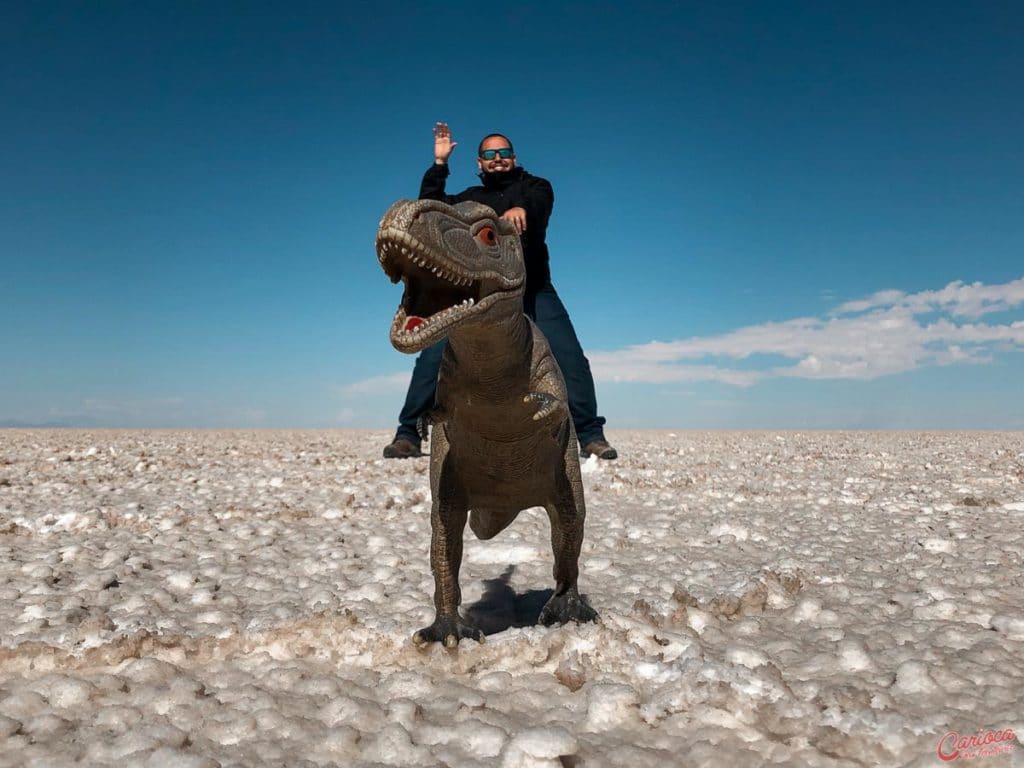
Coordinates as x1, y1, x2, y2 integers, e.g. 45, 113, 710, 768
477, 136, 516, 174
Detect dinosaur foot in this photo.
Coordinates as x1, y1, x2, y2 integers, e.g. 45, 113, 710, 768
539, 590, 599, 627
412, 617, 485, 648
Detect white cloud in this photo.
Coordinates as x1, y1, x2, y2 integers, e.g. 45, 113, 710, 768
591, 278, 1024, 385
833, 278, 1024, 318
338, 371, 411, 396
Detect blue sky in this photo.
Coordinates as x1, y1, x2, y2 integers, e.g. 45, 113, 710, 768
2, 1, 1022, 429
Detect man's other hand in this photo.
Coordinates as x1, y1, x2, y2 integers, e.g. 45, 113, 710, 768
433, 122, 457, 164
501, 207, 527, 234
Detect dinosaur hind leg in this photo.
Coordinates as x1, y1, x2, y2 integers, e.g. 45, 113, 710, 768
414, 444, 484, 647
538, 473, 598, 627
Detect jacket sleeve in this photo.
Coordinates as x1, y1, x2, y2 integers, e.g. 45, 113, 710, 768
512, 175, 554, 232
418, 163, 460, 203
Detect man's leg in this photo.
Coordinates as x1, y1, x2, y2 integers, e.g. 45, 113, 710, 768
526, 286, 616, 459
384, 340, 445, 458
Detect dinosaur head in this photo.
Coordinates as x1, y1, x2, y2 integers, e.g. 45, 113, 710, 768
376, 199, 525, 353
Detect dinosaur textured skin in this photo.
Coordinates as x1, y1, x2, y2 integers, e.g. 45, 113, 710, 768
376, 198, 598, 646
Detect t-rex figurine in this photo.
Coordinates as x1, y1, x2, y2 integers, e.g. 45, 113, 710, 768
376, 198, 598, 646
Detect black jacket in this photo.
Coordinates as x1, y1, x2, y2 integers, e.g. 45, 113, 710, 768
419, 164, 553, 296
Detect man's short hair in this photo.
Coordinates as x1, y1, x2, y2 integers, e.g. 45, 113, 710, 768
478, 133, 514, 155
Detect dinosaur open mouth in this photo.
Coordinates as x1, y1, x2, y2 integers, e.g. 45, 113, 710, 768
376, 228, 520, 349
397, 257, 481, 330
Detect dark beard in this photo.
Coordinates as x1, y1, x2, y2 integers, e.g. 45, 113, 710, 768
479, 167, 523, 188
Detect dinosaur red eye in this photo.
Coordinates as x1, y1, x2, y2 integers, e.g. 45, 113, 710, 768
476, 227, 497, 246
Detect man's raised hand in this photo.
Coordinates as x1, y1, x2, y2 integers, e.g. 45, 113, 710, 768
433, 122, 457, 165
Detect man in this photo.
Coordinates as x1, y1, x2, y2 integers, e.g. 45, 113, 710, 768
382, 124, 617, 460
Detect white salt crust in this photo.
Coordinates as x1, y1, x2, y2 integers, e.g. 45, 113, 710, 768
0, 429, 1022, 766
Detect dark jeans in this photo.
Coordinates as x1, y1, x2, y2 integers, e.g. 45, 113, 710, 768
395, 284, 607, 447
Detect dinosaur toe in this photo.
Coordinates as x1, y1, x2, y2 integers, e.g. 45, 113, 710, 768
413, 617, 485, 647
539, 591, 599, 627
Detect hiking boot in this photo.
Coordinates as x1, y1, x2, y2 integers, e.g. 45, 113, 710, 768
382, 436, 423, 459
580, 439, 618, 460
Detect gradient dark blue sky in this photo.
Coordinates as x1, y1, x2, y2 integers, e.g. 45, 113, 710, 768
3, 1, 1022, 428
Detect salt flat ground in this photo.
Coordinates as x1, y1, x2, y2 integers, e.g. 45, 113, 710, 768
0, 430, 1022, 767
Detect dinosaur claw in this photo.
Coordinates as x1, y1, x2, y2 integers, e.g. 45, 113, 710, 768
417, 406, 451, 441
413, 617, 484, 647
524, 391, 565, 423
539, 589, 599, 627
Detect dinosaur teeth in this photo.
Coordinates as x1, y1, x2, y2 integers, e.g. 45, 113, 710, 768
393, 296, 479, 340
379, 236, 481, 292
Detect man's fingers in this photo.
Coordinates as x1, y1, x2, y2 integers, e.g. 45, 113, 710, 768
501, 208, 527, 234
434, 126, 457, 162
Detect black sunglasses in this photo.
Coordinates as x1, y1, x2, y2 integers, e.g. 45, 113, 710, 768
479, 148, 513, 160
